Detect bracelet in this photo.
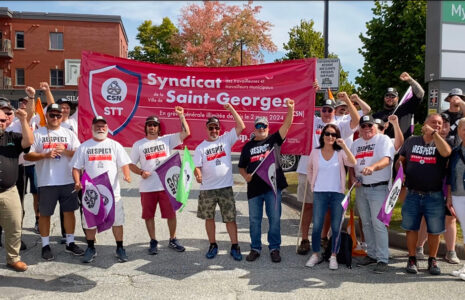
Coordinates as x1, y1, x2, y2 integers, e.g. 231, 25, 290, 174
431, 130, 437, 137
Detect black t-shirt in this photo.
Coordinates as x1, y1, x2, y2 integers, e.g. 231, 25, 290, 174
0, 131, 28, 191
445, 110, 463, 147
399, 135, 449, 192
238, 131, 288, 199
373, 94, 422, 139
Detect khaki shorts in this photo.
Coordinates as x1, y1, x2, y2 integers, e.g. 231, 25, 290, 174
297, 173, 313, 203
197, 187, 236, 223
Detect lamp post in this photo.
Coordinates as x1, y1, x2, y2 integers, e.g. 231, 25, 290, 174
324, 0, 329, 58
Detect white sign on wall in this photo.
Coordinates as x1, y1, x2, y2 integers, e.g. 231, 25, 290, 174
65, 59, 81, 86
316, 58, 340, 90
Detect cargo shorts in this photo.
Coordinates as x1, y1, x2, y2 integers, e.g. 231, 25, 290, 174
197, 186, 236, 223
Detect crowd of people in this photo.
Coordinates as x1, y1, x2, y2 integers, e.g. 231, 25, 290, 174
0, 72, 464, 282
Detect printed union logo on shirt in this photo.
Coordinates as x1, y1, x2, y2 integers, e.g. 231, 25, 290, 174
410, 155, 436, 165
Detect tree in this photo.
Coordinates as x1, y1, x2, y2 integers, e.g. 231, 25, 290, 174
356, 0, 426, 119
281, 19, 354, 96
128, 18, 181, 64
172, 1, 277, 66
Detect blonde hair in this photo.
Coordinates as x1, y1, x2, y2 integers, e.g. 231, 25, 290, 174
457, 118, 465, 130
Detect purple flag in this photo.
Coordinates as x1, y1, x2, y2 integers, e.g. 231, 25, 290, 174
155, 152, 182, 211
253, 148, 277, 198
377, 165, 404, 226
81, 172, 106, 229
392, 86, 413, 114
341, 182, 356, 211
93, 172, 115, 233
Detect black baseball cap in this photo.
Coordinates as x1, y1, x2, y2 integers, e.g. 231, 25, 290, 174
92, 115, 107, 124
374, 118, 385, 128
56, 97, 76, 107
322, 99, 335, 109
385, 87, 398, 97
206, 117, 220, 126
0, 98, 13, 110
47, 103, 62, 113
440, 112, 450, 123
145, 116, 160, 125
359, 114, 375, 126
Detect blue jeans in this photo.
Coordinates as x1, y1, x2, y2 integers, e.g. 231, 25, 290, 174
401, 190, 445, 234
248, 190, 282, 252
356, 185, 389, 263
311, 192, 345, 253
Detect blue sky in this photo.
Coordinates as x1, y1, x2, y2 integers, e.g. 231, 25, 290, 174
3, 1, 375, 85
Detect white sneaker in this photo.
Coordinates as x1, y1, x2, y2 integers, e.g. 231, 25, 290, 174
460, 273, 465, 281
305, 254, 321, 268
416, 246, 425, 260
361, 242, 367, 251
329, 255, 338, 270
452, 264, 465, 277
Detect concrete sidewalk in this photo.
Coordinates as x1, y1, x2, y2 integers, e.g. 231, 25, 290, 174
281, 189, 465, 260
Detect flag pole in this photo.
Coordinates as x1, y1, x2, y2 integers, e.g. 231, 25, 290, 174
295, 178, 309, 253
251, 147, 275, 177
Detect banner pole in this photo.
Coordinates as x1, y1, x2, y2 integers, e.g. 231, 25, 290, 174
296, 178, 308, 253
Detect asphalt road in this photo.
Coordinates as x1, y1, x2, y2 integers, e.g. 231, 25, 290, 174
0, 152, 464, 299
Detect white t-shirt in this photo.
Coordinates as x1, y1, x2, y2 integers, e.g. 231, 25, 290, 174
130, 133, 182, 192
350, 133, 395, 184
30, 126, 80, 187
314, 151, 342, 193
194, 128, 238, 190
62, 118, 78, 135
296, 116, 356, 175
7, 118, 40, 166
70, 138, 131, 197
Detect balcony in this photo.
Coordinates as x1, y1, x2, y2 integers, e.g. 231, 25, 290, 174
0, 75, 12, 89
0, 39, 13, 58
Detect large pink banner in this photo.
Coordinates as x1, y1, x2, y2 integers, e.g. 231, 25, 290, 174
78, 51, 315, 154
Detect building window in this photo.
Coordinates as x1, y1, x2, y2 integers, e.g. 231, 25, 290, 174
50, 69, 64, 86
16, 69, 25, 86
50, 32, 63, 50
16, 32, 24, 48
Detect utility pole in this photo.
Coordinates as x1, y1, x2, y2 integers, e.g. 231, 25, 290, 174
324, 0, 329, 58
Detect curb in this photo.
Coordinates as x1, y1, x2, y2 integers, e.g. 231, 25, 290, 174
282, 189, 465, 260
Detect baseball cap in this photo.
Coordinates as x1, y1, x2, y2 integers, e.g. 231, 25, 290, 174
359, 114, 375, 126
444, 88, 465, 102
322, 99, 335, 109
334, 100, 347, 108
206, 117, 220, 126
440, 112, 450, 123
374, 118, 385, 128
56, 97, 76, 107
254, 116, 269, 126
145, 115, 160, 125
92, 115, 107, 124
385, 87, 398, 97
0, 98, 13, 110
46, 103, 62, 113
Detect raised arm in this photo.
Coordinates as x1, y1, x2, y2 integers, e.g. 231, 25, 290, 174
16, 109, 33, 148
400, 72, 424, 99
175, 106, 190, 141
388, 115, 404, 151
423, 124, 451, 157
40, 82, 55, 105
24, 86, 36, 123
338, 92, 360, 129
224, 103, 245, 136
350, 93, 371, 115
279, 99, 294, 140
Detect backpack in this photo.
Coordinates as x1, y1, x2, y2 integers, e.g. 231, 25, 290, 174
322, 232, 353, 269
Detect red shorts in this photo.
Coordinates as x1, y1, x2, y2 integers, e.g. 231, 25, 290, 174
140, 191, 175, 219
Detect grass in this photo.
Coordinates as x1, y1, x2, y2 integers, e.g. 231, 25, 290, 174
284, 172, 463, 243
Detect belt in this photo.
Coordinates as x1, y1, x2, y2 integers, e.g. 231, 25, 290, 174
408, 189, 441, 196
362, 181, 389, 188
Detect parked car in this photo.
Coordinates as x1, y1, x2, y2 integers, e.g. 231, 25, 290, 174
279, 154, 300, 172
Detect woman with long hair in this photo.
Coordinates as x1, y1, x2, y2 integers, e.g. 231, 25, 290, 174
305, 124, 356, 270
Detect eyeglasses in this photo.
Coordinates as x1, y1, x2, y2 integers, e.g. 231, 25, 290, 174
255, 123, 268, 130
385, 94, 396, 99
146, 123, 159, 127
48, 113, 62, 119
0, 118, 7, 123
321, 108, 333, 113
208, 126, 220, 131
361, 123, 374, 129
323, 131, 337, 137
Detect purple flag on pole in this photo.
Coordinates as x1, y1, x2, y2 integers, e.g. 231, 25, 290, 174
81, 171, 106, 229
93, 172, 115, 233
392, 86, 413, 114
155, 152, 182, 211
254, 148, 278, 198
377, 165, 404, 226
341, 182, 356, 211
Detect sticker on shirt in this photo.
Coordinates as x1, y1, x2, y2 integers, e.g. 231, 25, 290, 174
410, 155, 436, 164
249, 144, 270, 162
205, 144, 226, 161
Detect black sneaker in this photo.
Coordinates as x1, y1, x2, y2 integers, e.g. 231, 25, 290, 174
428, 257, 441, 275
373, 262, 388, 274
246, 250, 260, 262
297, 239, 310, 255
357, 256, 377, 266
270, 249, 281, 263
42, 245, 55, 261
65, 242, 85, 256
149, 239, 158, 255
168, 238, 185, 252
406, 256, 418, 274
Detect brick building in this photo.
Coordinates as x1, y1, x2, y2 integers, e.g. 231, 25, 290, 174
0, 7, 128, 105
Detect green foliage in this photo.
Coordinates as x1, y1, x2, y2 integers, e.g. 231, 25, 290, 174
280, 19, 355, 100
356, 0, 427, 121
128, 18, 181, 64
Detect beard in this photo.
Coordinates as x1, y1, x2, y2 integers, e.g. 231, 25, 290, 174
92, 131, 108, 140
209, 134, 219, 141
384, 102, 397, 110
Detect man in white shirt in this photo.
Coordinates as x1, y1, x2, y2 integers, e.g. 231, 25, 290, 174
24, 103, 84, 261
129, 107, 190, 255
71, 116, 132, 263
193, 103, 245, 261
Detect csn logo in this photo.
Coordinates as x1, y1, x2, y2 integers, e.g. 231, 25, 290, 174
101, 78, 127, 104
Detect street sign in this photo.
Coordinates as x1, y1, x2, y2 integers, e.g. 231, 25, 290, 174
316, 58, 340, 90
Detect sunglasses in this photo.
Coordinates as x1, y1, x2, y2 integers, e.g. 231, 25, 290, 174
208, 126, 220, 131
3, 111, 13, 116
321, 108, 333, 113
48, 113, 62, 119
0, 118, 7, 123
361, 123, 374, 129
146, 123, 159, 127
385, 94, 396, 99
323, 131, 337, 137
255, 123, 268, 130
